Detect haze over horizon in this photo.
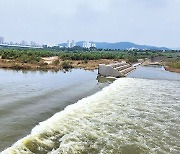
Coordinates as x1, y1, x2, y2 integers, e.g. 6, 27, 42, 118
0, 0, 180, 48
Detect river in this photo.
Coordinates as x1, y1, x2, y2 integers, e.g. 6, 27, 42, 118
0, 69, 110, 152
1, 66, 180, 153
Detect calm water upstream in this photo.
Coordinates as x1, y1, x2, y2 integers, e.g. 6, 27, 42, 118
0, 69, 109, 152
1, 66, 180, 154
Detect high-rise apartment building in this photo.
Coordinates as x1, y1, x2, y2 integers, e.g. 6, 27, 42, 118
67, 40, 76, 48
67, 40, 71, 48
71, 40, 76, 48
91, 43, 96, 48
31, 41, 36, 47
83, 41, 95, 48
21, 40, 27, 46
83, 42, 86, 48
0, 36, 4, 44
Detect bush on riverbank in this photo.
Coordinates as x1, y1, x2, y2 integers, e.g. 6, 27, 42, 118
59, 51, 124, 60
0, 48, 179, 69
61, 61, 73, 69
166, 60, 180, 69
0, 49, 58, 63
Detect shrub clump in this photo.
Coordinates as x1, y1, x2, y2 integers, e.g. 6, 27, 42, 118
167, 61, 180, 69
61, 61, 73, 69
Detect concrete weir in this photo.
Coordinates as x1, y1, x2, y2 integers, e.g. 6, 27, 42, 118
98, 62, 136, 78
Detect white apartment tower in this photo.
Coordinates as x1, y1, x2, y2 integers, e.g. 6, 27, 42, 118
91, 43, 96, 48
31, 41, 37, 47
83, 42, 86, 48
21, 40, 27, 46
83, 41, 96, 48
67, 40, 71, 48
71, 40, 76, 47
67, 40, 76, 48
0, 36, 4, 44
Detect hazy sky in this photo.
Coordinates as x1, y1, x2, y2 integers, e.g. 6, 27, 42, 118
0, 0, 180, 47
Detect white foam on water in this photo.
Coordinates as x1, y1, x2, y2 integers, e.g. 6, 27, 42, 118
1, 78, 180, 154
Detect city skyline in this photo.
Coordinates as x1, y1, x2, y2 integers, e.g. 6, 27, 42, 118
0, 35, 42, 47
0, 36, 97, 48
0, 36, 176, 50
1, 35, 179, 50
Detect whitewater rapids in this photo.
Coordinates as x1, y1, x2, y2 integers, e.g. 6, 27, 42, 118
2, 78, 180, 154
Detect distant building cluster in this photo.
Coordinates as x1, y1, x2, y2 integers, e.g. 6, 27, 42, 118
1, 36, 97, 49
66, 40, 96, 48
83, 41, 96, 48
67, 40, 76, 48
0, 36, 42, 48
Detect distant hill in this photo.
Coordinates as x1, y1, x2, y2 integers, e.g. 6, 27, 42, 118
59, 41, 169, 50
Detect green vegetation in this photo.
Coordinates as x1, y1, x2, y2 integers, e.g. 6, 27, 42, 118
166, 60, 180, 69
0, 48, 128, 62
61, 61, 73, 69
0, 49, 58, 63
59, 51, 124, 60
0, 48, 179, 70
161, 51, 180, 69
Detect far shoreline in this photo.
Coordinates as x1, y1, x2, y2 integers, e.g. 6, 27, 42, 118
0, 57, 179, 73
0, 58, 118, 71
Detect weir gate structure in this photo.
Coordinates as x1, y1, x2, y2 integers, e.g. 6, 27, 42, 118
98, 62, 137, 78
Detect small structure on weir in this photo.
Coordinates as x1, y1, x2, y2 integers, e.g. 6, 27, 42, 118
98, 62, 136, 78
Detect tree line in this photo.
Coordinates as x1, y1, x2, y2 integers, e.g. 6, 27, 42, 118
0, 48, 179, 64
